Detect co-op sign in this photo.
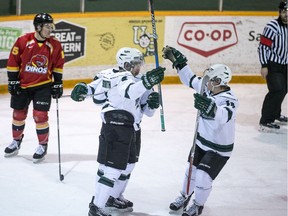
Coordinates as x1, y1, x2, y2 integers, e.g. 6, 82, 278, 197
54, 20, 86, 63
177, 22, 238, 57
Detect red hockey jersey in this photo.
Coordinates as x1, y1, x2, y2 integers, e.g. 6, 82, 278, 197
7, 32, 65, 88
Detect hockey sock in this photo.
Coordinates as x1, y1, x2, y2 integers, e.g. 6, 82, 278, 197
194, 170, 212, 205
110, 163, 135, 198
12, 109, 28, 140
182, 163, 197, 196
94, 166, 121, 208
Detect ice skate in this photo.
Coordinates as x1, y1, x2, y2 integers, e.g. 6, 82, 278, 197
169, 192, 191, 214
106, 196, 133, 212
117, 195, 133, 207
89, 196, 111, 216
182, 200, 203, 216
33, 144, 47, 163
259, 122, 280, 133
275, 115, 288, 125
4, 134, 24, 157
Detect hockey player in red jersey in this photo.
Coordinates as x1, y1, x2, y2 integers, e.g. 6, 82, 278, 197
4, 13, 65, 163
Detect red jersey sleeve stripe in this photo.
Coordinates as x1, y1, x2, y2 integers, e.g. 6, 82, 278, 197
260, 35, 272, 47
53, 68, 63, 73
7, 66, 19, 72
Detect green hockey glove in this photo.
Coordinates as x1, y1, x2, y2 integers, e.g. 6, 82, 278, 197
142, 66, 165, 89
162, 45, 187, 70
147, 92, 160, 109
194, 93, 217, 118
71, 82, 88, 102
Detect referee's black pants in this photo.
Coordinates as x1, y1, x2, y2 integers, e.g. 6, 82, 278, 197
260, 62, 287, 124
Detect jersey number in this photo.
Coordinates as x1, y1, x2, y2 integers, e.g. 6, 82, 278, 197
12, 46, 19, 55
226, 101, 235, 108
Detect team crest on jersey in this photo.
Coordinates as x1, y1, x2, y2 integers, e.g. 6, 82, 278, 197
25, 54, 48, 74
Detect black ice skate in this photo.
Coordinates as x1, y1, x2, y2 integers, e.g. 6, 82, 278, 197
106, 196, 133, 212
169, 192, 192, 213
276, 115, 288, 124
89, 196, 111, 216
259, 122, 280, 133
4, 134, 24, 157
33, 144, 47, 163
182, 200, 204, 216
117, 195, 133, 208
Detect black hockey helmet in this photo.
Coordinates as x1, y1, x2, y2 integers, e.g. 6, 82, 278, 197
33, 13, 54, 30
279, 1, 288, 11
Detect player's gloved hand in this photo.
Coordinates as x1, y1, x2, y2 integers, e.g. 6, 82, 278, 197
51, 81, 63, 99
8, 79, 21, 96
147, 92, 160, 109
162, 45, 187, 70
71, 82, 88, 102
142, 66, 165, 90
194, 93, 217, 118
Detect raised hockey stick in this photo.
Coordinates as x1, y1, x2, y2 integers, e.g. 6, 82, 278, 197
185, 75, 210, 201
148, 0, 166, 132
56, 96, 64, 181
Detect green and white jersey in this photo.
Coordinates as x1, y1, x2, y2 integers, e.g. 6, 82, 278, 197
178, 65, 239, 157
87, 68, 156, 130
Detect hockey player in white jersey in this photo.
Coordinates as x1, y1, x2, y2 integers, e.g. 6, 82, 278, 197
71, 47, 165, 216
91, 47, 160, 212
162, 46, 239, 216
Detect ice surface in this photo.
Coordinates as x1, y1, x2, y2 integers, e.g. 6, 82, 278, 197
0, 84, 287, 216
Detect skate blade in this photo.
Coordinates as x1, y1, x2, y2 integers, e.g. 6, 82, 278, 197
169, 208, 183, 215
275, 120, 287, 125
33, 156, 46, 164
4, 150, 19, 158
107, 207, 133, 213
258, 126, 280, 134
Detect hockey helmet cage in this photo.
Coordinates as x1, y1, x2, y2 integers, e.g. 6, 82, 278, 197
33, 13, 54, 30
205, 64, 232, 86
116, 47, 144, 71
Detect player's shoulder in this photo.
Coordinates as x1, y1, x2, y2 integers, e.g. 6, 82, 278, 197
218, 88, 238, 100
18, 32, 34, 41
96, 68, 118, 78
48, 36, 62, 44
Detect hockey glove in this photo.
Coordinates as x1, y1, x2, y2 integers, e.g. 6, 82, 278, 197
162, 45, 187, 70
142, 66, 165, 90
71, 82, 88, 102
8, 79, 21, 96
51, 81, 63, 99
147, 92, 160, 109
194, 93, 217, 118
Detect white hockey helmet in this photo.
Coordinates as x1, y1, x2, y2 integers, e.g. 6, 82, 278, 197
116, 47, 144, 71
205, 64, 232, 86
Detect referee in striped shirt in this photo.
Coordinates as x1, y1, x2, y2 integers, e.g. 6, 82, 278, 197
258, 1, 288, 132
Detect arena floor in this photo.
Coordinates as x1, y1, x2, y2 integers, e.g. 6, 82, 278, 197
0, 84, 287, 216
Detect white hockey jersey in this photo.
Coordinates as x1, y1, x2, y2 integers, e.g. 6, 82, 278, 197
87, 68, 156, 130
178, 65, 239, 157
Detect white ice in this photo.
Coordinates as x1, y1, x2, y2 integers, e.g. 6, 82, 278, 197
0, 84, 287, 216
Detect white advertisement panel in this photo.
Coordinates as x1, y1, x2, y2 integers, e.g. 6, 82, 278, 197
163, 16, 275, 75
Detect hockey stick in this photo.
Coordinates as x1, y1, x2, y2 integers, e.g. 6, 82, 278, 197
185, 75, 210, 199
61, 92, 105, 98
56, 96, 64, 181
148, 0, 166, 132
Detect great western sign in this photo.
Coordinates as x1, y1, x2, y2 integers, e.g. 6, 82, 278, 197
54, 20, 86, 63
